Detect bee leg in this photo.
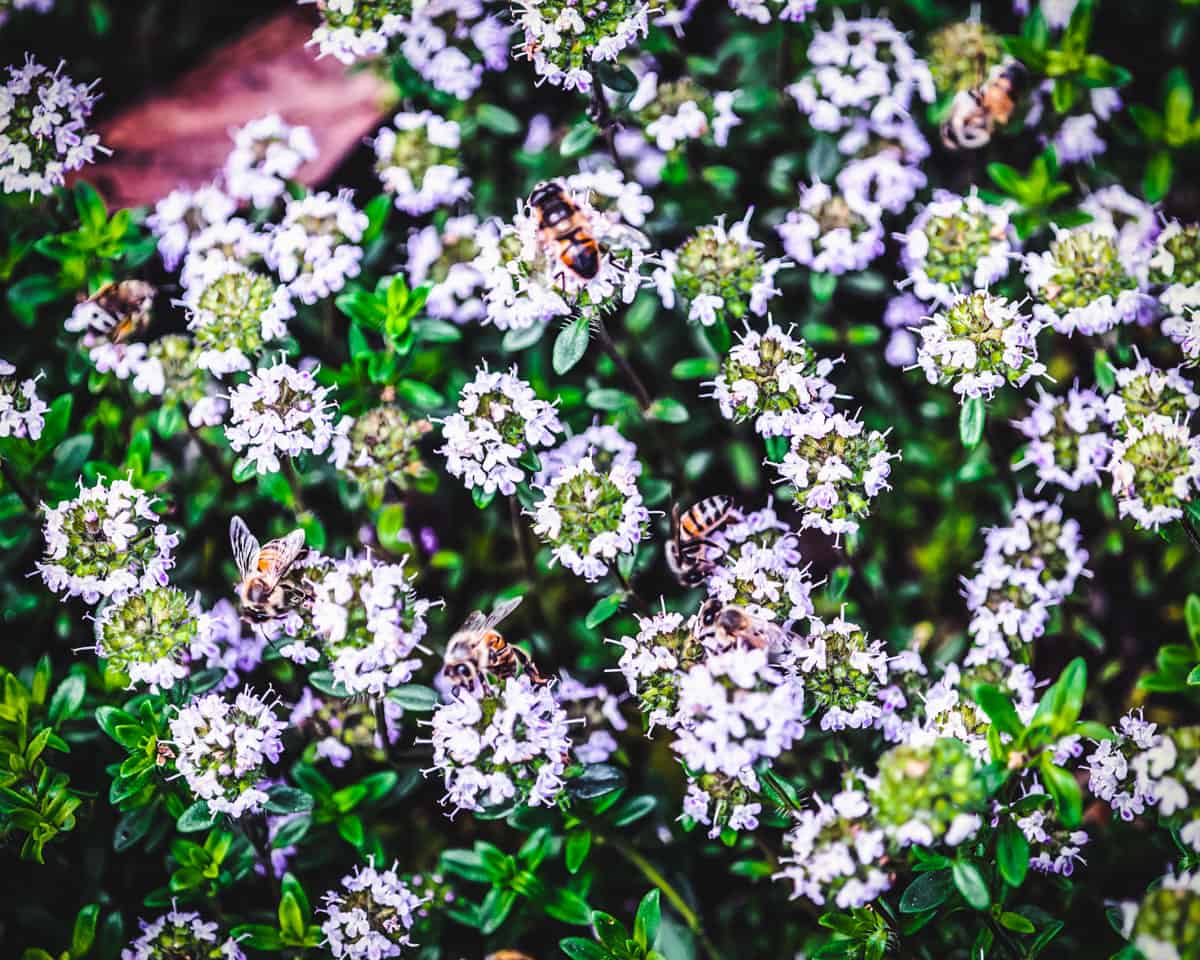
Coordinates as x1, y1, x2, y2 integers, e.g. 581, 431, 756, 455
511, 645, 548, 685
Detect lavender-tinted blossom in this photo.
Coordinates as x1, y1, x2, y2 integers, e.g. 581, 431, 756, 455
627, 72, 741, 151
1013, 384, 1109, 492
120, 907, 244, 960
264, 189, 368, 304
224, 113, 317, 209
1104, 356, 1199, 435
304, 0, 408, 64
1108, 414, 1200, 530
0, 358, 46, 440
320, 860, 424, 959
514, 0, 651, 92
533, 423, 641, 488
613, 607, 705, 729
682, 770, 763, 840
777, 182, 884, 276
183, 260, 294, 376
788, 613, 891, 731
373, 111, 471, 215
147, 184, 237, 272
406, 215, 495, 324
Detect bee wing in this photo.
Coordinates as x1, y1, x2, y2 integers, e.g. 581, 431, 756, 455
272, 529, 308, 577
229, 516, 260, 580
84, 281, 115, 304
484, 595, 524, 630
455, 611, 490, 636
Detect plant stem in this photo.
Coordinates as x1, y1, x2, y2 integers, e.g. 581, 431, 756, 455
593, 316, 653, 411
509, 494, 536, 582
374, 697, 394, 765
599, 835, 724, 960
614, 563, 650, 613
246, 813, 281, 901
587, 74, 627, 177
1182, 514, 1200, 557
0, 459, 38, 513
284, 458, 308, 515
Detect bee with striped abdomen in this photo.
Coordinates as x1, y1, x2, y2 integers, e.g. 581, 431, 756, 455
230, 516, 313, 624
83, 279, 156, 343
941, 58, 1028, 151
530, 181, 600, 282
691, 597, 791, 654
442, 596, 547, 697
666, 495, 737, 587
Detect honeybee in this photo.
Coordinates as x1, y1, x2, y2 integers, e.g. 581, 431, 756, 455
154, 741, 176, 768
530, 181, 600, 282
83, 279, 156, 343
442, 596, 547, 696
941, 58, 1028, 151
692, 598, 791, 654
229, 516, 312, 624
666, 495, 737, 587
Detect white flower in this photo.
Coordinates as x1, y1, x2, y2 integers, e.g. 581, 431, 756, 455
778, 181, 885, 276
224, 113, 318, 209
0, 56, 107, 196
147, 184, 237, 271
303, 0, 408, 64
224, 361, 348, 474
1108, 414, 1200, 530
438, 364, 562, 497
320, 860, 425, 959
264, 189, 368, 304
406, 215, 496, 324
515, 0, 651, 90
533, 423, 641, 488
1013, 384, 1109, 492
121, 907, 244, 960
169, 686, 286, 818
182, 260, 294, 376
836, 149, 927, 219
0, 359, 47, 440
1053, 113, 1106, 164
373, 111, 471, 215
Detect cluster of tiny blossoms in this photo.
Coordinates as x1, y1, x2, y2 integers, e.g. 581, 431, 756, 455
627, 71, 741, 152
1014, 384, 1110, 492
1118, 870, 1200, 960
614, 607, 706, 730
182, 260, 294, 376
473, 175, 648, 331
121, 908, 244, 960
0, 358, 47, 440
1108, 414, 1200, 530
1, 56, 106, 195
914, 291, 1047, 402
225, 361, 348, 475
309, 552, 436, 697
291, 686, 403, 768
406, 215, 495, 324
961, 497, 1090, 664
531, 454, 649, 582
38, 477, 178, 605
223, 113, 317, 209
94, 586, 217, 693
372, 111, 471, 215
264, 189, 368, 304
786, 612, 893, 732
438, 365, 563, 496
777, 182, 884, 276
169, 686, 286, 818
426, 675, 572, 815
656, 211, 787, 326
334, 406, 434, 506
320, 860, 425, 960
514, 0, 651, 92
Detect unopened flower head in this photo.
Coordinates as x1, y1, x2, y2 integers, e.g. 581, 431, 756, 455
777, 785, 891, 909
710, 322, 839, 436
901, 191, 1016, 306
927, 20, 1004, 95
130, 335, 228, 428
1, 56, 105, 195
786, 16, 934, 139
682, 769, 763, 840
671, 648, 806, 778
789, 613, 890, 731
291, 686, 403, 767
1104, 356, 1199, 436
321, 860, 425, 959
777, 182, 885, 276
772, 410, 898, 539
1149, 220, 1200, 296
1108, 414, 1200, 530
962, 497, 1090, 662
121, 907, 245, 960
438, 365, 563, 496
169, 685, 286, 818
515, 0, 651, 92
1014, 384, 1109, 492
407, 215, 495, 324
311, 552, 435, 697
427, 674, 572, 815
265, 189, 367, 304
335, 406, 434, 507
908, 659, 1037, 759
705, 503, 816, 630
0, 358, 46, 440
95, 586, 218, 693
37, 476, 177, 605
614, 607, 705, 729
656, 210, 788, 326
224, 113, 318, 209
1023, 226, 1144, 336
183, 261, 294, 376
871, 738, 985, 848
305, 0, 410, 64
1125, 870, 1200, 960
627, 72, 741, 152
147, 184, 237, 272
373, 111, 471, 215
531, 454, 649, 582
534, 423, 641, 488
914, 291, 1046, 401
225, 361, 348, 475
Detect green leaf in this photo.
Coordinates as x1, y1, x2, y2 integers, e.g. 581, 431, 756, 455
671, 357, 720, 380
71, 904, 100, 958
279, 891, 306, 941
49, 674, 86, 726
999, 911, 1036, 934
176, 801, 218, 833
501, 323, 548, 353
635, 889, 661, 949
611, 795, 657, 827
395, 379, 442, 411
114, 805, 156, 852
971, 684, 1024, 739
74, 182, 108, 233
386, 684, 440, 712
264, 786, 314, 815
809, 272, 837, 303
647, 398, 689, 423
586, 593, 625, 629
232, 458, 259, 484
376, 503, 407, 553
952, 861, 990, 910
1145, 150, 1173, 204
899, 869, 953, 914
476, 104, 522, 136
568, 764, 625, 800
561, 121, 598, 158
594, 61, 638, 93
473, 486, 496, 510
553, 317, 591, 375
565, 827, 592, 874
997, 817, 1030, 888
543, 887, 593, 925
959, 396, 986, 448
309, 670, 350, 698
560, 938, 612, 960
1039, 758, 1083, 827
